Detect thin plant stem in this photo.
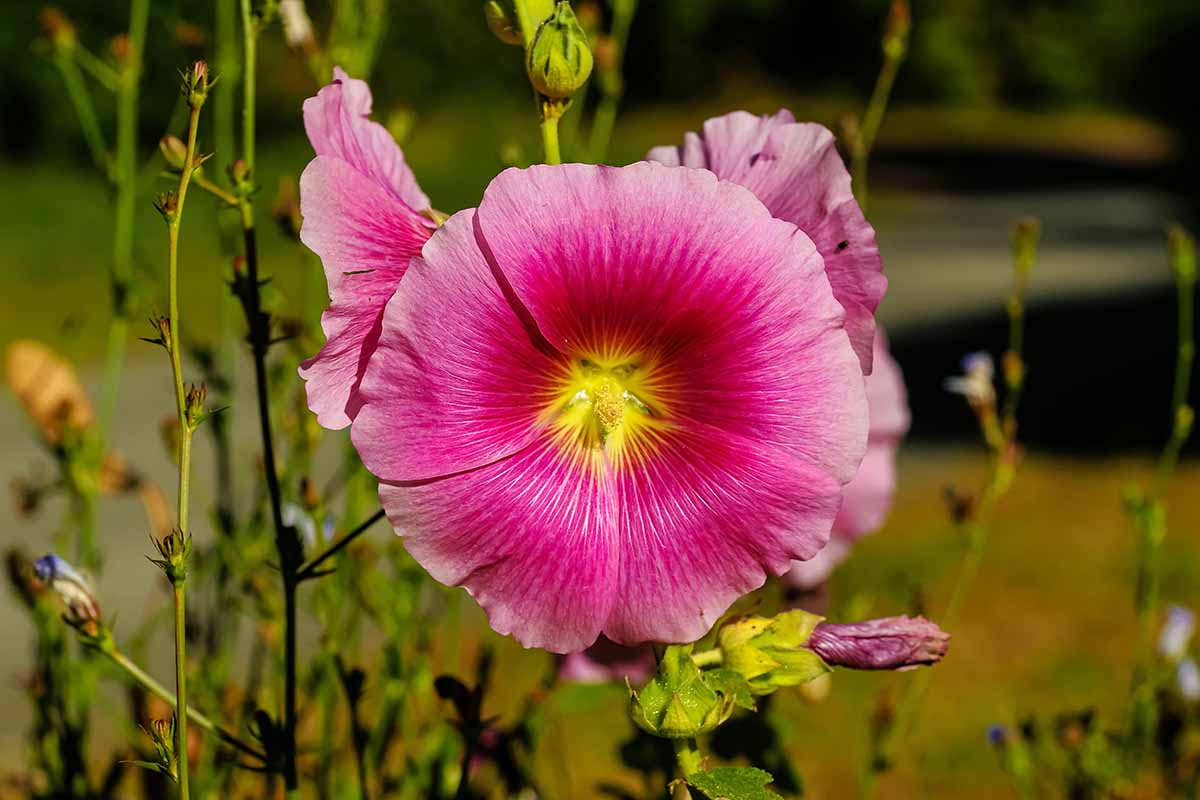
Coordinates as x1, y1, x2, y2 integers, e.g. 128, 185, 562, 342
296, 509, 385, 580
540, 112, 562, 165
850, 1, 909, 215
851, 51, 901, 213
72, 44, 121, 91
587, 0, 637, 163
100, 0, 150, 440
672, 737, 702, 780
53, 53, 108, 175
164, 100, 203, 800
106, 649, 265, 762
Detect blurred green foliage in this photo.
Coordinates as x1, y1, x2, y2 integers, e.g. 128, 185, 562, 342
2, 0, 1198, 160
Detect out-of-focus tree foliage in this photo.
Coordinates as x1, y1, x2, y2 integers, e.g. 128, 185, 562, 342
1, 0, 1197, 158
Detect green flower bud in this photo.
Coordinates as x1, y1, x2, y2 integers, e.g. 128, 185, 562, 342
159, 136, 188, 170
717, 610, 830, 695
526, 1, 593, 100
629, 645, 737, 739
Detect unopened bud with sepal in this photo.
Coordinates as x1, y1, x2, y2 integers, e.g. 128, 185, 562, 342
526, 1, 593, 100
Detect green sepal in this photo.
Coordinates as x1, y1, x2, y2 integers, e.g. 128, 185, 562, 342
630, 644, 737, 739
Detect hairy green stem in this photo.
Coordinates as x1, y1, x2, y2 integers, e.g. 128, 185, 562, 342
164, 101, 203, 800
540, 113, 562, 165
672, 737, 702, 780
106, 649, 264, 761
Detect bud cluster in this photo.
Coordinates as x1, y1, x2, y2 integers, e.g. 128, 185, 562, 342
182, 60, 210, 109
150, 529, 192, 584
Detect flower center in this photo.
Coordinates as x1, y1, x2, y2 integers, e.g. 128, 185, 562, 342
545, 355, 668, 462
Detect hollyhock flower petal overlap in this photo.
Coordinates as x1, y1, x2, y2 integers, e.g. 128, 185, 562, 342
298, 68, 436, 429
648, 109, 886, 373
349, 161, 869, 652
786, 330, 910, 589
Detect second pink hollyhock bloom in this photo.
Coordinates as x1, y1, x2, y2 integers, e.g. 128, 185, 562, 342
298, 68, 437, 429
785, 330, 910, 589
648, 110, 887, 374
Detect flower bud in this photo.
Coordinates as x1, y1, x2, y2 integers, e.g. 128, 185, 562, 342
150, 530, 192, 583
882, 0, 911, 62
184, 382, 207, 430
806, 615, 949, 671
484, 1, 523, 46
526, 1, 593, 100
39, 7, 76, 53
1179, 658, 1200, 702
944, 352, 996, 410
629, 645, 736, 738
183, 60, 209, 109
717, 610, 829, 694
159, 136, 188, 170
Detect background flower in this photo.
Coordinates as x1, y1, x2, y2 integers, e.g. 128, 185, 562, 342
647, 109, 886, 373
351, 162, 868, 652
786, 329, 910, 590
297, 68, 436, 429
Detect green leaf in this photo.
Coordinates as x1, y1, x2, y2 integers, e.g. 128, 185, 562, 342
689, 767, 782, 800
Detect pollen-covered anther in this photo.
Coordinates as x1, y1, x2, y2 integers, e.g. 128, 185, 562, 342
591, 378, 625, 433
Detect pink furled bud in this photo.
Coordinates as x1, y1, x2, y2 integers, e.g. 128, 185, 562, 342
807, 616, 949, 671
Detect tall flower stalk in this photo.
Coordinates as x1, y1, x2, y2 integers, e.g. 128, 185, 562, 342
1128, 226, 1196, 753
151, 61, 212, 800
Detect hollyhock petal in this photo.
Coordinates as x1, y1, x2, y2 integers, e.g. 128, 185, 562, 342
476, 162, 867, 485
378, 437, 617, 653
782, 537, 851, 591
303, 66, 430, 211
603, 422, 844, 645
351, 210, 559, 482
297, 156, 434, 428
785, 330, 910, 589
647, 110, 885, 372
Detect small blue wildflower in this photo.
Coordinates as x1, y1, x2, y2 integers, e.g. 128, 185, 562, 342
986, 724, 1007, 747
1159, 605, 1195, 662
34, 553, 100, 623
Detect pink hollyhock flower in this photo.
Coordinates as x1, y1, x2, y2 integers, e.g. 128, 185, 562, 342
349, 162, 869, 652
298, 68, 437, 429
559, 636, 655, 685
785, 330, 910, 589
647, 110, 886, 373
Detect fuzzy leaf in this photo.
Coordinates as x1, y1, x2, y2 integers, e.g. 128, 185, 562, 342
689, 767, 781, 800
